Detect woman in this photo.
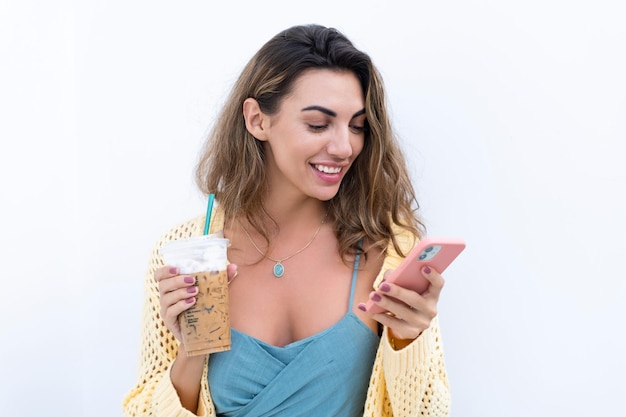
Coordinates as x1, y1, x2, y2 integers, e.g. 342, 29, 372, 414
123, 24, 450, 417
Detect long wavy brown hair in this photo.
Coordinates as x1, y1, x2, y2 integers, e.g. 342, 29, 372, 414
195, 24, 424, 261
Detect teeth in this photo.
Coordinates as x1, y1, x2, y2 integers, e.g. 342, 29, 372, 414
314, 165, 341, 174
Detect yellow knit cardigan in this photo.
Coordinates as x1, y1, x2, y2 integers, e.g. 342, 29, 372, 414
123, 206, 451, 416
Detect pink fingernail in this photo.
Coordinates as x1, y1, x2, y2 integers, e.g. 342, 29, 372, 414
423, 266, 431, 274
358, 303, 367, 312
184, 276, 195, 284
370, 293, 382, 302
185, 297, 195, 304
169, 267, 178, 274
380, 283, 391, 293
187, 287, 197, 294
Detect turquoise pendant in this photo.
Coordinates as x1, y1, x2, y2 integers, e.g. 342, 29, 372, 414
273, 262, 285, 278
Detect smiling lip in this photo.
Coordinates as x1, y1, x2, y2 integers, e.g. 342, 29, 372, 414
312, 163, 346, 184
313, 164, 342, 174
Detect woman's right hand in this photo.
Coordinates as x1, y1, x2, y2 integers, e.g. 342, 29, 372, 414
155, 266, 199, 342
156, 264, 237, 413
155, 264, 239, 342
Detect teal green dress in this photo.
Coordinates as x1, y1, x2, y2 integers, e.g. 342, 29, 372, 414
207, 252, 380, 416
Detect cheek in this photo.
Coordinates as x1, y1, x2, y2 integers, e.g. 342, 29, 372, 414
351, 136, 366, 158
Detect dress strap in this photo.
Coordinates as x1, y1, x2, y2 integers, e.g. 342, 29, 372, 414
348, 241, 362, 309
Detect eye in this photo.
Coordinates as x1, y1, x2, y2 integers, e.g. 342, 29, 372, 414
308, 124, 328, 132
349, 124, 367, 134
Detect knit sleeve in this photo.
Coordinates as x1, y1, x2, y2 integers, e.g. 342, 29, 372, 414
363, 226, 451, 417
122, 216, 215, 417
380, 319, 450, 416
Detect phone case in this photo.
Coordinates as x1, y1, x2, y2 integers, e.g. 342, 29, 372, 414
365, 237, 466, 314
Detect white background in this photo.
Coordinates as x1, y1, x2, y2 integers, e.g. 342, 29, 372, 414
1, 1, 625, 416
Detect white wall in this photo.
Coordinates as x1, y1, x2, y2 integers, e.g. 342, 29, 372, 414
1, 1, 624, 416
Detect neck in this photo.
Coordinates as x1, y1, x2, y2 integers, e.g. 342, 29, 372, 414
262, 198, 329, 232
237, 200, 329, 248
234, 201, 331, 277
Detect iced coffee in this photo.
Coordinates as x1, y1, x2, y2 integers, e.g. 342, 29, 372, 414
160, 234, 231, 356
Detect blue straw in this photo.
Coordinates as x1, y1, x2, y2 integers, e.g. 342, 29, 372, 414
204, 193, 215, 235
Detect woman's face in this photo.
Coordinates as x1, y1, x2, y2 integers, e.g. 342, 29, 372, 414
261, 69, 366, 202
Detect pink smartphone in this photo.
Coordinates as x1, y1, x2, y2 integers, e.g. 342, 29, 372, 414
364, 237, 466, 314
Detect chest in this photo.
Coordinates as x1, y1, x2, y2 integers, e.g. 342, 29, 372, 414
226, 245, 381, 346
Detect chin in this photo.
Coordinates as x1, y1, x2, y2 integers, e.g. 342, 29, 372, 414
312, 188, 341, 202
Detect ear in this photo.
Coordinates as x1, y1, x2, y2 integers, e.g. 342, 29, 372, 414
243, 98, 269, 141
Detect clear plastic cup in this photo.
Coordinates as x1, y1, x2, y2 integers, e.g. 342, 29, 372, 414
160, 233, 231, 356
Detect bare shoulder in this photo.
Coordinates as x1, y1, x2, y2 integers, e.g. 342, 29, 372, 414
363, 242, 385, 269
357, 242, 385, 288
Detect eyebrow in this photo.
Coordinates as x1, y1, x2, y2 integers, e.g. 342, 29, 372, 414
301, 105, 366, 119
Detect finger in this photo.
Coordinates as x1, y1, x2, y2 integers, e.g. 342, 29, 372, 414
161, 284, 199, 311
227, 263, 238, 284
368, 284, 438, 327
381, 269, 392, 281
160, 286, 198, 338
374, 281, 422, 312
421, 266, 445, 297
162, 292, 197, 322
154, 265, 179, 282
356, 298, 430, 335
368, 295, 434, 340
369, 312, 423, 340
158, 274, 197, 298
366, 288, 421, 321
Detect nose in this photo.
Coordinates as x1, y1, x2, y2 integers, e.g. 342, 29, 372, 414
326, 126, 353, 160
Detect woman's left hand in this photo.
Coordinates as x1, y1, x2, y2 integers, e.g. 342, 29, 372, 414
359, 266, 445, 344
